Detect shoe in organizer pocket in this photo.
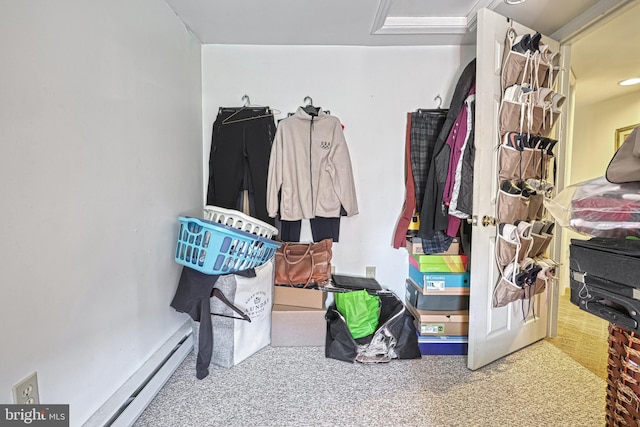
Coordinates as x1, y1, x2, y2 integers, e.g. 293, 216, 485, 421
499, 145, 531, 181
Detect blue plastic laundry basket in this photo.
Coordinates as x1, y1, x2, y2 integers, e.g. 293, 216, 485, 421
175, 216, 281, 275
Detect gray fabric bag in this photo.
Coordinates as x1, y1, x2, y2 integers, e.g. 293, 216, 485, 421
193, 259, 274, 368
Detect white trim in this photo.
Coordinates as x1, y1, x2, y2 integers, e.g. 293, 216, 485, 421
375, 16, 468, 35
551, 0, 635, 43
467, 0, 504, 32
83, 321, 193, 427
371, 0, 505, 36
370, 0, 393, 34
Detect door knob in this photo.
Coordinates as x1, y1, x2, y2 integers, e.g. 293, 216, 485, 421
482, 215, 497, 227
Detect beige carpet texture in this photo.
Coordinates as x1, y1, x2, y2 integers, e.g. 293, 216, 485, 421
134, 339, 606, 427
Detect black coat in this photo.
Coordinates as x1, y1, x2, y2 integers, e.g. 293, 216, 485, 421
419, 59, 477, 239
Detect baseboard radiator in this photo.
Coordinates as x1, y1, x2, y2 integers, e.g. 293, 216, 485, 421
83, 321, 193, 427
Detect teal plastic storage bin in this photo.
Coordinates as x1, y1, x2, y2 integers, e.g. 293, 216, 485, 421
408, 266, 470, 292
175, 216, 281, 275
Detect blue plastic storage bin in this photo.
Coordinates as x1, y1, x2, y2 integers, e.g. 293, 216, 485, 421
175, 216, 281, 275
416, 333, 468, 355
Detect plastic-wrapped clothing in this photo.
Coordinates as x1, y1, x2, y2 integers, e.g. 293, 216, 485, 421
545, 176, 640, 239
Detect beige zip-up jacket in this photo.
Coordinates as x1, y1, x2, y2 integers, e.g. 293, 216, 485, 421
267, 107, 359, 221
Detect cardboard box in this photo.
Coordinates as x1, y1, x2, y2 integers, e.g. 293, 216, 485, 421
406, 301, 469, 336
406, 237, 460, 256
274, 285, 327, 309
416, 334, 468, 355
406, 279, 469, 311
271, 304, 326, 347
408, 265, 470, 295
409, 254, 469, 273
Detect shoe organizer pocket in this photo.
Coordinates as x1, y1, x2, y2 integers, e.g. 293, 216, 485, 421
499, 99, 522, 135
528, 152, 554, 181
497, 190, 529, 224
499, 145, 531, 181
499, 100, 545, 136
529, 233, 546, 257
540, 111, 560, 137
534, 196, 546, 219
493, 275, 524, 308
543, 66, 559, 89
524, 277, 546, 299
502, 51, 529, 89
537, 233, 553, 256
523, 149, 543, 180
499, 100, 529, 135
502, 52, 550, 89
527, 193, 544, 221
537, 153, 554, 181
530, 105, 545, 135
518, 236, 533, 262
496, 235, 518, 271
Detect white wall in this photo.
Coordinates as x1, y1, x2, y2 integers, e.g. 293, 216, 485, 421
571, 90, 640, 185
0, 1, 202, 424
202, 45, 472, 299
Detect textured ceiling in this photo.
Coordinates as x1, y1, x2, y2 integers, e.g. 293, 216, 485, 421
164, 0, 606, 46
163, 0, 640, 105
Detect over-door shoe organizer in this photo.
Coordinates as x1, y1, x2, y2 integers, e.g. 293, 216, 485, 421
492, 27, 562, 311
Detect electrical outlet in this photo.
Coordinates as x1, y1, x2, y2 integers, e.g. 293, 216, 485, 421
366, 266, 376, 279
13, 372, 39, 405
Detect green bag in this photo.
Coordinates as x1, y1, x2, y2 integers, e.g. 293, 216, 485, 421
334, 290, 381, 339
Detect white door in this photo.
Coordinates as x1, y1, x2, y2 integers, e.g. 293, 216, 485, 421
467, 8, 561, 370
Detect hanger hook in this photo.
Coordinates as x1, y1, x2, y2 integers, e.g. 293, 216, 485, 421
434, 94, 442, 109
303, 96, 313, 106
242, 94, 250, 107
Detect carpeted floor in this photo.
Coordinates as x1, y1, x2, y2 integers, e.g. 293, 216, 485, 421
134, 340, 605, 427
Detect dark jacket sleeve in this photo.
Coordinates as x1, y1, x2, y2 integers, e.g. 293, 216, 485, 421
419, 58, 476, 239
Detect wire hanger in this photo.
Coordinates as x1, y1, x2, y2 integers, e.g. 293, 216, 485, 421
302, 95, 321, 116
221, 94, 280, 125
416, 94, 445, 114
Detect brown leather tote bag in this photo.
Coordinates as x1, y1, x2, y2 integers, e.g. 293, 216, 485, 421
274, 238, 332, 288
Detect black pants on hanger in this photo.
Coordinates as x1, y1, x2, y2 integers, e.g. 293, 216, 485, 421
207, 108, 276, 225
279, 217, 341, 242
